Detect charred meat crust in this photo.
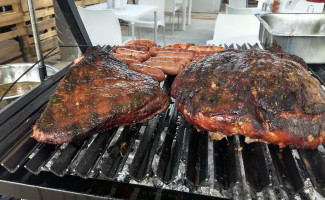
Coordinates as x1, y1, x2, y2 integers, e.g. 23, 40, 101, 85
171, 49, 325, 149
33, 46, 170, 144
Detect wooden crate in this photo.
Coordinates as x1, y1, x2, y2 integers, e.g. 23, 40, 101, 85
0, 0, 107, 64
0, 0, 27, 64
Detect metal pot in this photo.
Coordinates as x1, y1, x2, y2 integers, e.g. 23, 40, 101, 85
0, 63, 58, 101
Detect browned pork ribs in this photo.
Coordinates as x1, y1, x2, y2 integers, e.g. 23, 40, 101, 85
33, 47, 170, 144
171, 49, 325, 149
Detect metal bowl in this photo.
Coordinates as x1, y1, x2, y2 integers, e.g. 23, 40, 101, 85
0, 63, 58, 100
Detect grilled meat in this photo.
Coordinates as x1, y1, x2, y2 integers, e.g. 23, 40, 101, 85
33, 47, 170, 144
171, 49, 325, 149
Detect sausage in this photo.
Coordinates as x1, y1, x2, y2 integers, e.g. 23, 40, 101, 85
164, 43, 194, 49
112, 53, 144, 62
120, 58, 141, 65
125, 39, 157, 48
115, 48, 150, 61
188, 45, 225, 51
193, 55, 205, 61
149, 57, 191, 68
129, 63, 165, 82
192, 50, 216, 56
149, 47, 161, 56
143, 60, 183, 75
112, 45, 149, 52
156, 51, 195, 61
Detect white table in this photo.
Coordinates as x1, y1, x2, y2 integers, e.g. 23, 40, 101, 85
207, 14, 261, 46
175, 0, 192, 30
86, 3, 158, 42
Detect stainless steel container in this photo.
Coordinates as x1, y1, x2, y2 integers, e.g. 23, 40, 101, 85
0, 63, 58, 100
256, 13, 325, 63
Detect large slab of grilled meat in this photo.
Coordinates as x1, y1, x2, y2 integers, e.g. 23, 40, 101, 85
171, 49, 325, 149
33, 47, 170, 144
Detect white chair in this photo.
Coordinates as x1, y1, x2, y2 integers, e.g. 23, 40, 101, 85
229, 0, 247, 8
165, 0, 181, 32
135, 0, 166, 45
225, 4, 253, 14
77, 6, 123, 46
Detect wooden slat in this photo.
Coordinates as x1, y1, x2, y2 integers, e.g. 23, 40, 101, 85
0, 12, 24, 27
30, 36, 58, 57
0, 40, 20, 55
81, 0, 100, 6
21, 0, 54, 12
23, 7, 54, 21
26, 18, 55, 35
0, 0, 20, 7
0, 29, 26, 41
75, 1, 83, 6
0, 51, 22, 65
10, 57, 25, 63
28, 30, 57, 44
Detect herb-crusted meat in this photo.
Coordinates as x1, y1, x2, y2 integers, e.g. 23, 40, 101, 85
171, 49, 325, 149
33, 47, 170, 144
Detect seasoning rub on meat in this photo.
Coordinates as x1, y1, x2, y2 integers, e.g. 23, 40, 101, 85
171, 49, 325, 149
33, 47, 170, 144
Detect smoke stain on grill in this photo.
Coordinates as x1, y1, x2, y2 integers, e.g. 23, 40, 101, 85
100, 124, 141, 179
185, 128, 209, 186
129, 108, 169, 181
240, 137, 270, 192
214, 136, 237, 189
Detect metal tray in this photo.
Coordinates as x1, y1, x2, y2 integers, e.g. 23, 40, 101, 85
257, 13, 325, 63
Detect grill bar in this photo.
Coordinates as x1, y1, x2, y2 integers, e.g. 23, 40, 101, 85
0, 44, 324, 200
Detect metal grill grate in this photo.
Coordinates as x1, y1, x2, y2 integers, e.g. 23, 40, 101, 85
0, 44, 324, 200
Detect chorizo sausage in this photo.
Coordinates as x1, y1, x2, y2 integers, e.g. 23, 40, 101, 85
143, 60, 183, 75
112, 45, 149, 52
120, 58, 141, 65
129, 63, 165, 82
125, 39, 157, 48
156, 51, 195, 61
188, 45, 225, 51
164, 43, 194, 49
115, 48, 150, 61
149, 57, 190, 68
112, 53, 144, 62
193, 55, 205, 61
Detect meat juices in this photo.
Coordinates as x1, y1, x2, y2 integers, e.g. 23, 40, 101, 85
33, 47, 170, 144
171, 49, 325, 149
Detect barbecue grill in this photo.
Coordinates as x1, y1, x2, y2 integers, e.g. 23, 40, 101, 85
0, 1, 325, 199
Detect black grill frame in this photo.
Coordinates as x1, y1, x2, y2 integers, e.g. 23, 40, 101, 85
0, 44, 325, 200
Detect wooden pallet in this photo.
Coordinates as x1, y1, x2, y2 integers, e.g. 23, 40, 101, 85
0, 0, 107, 65
0, 0, 27, 64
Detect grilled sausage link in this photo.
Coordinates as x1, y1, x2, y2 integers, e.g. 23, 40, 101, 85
149, 57, 190, 68
192, 50, 216, 56
143, 60, 183, 75
129, 63, 165, 82
115, 48, 150, 61
188, 45, 225, 51
112, 53, 144, 62
156, 51, 195, 61
120, 58, 141, 65
112, 45, 149, 52
164, 43, 194, 49
193, 55, 206, 61
149, 47, 161, 56
125, 39, 157, 48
